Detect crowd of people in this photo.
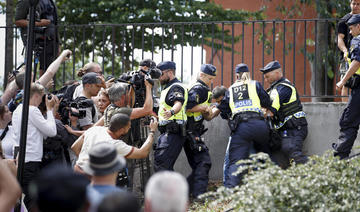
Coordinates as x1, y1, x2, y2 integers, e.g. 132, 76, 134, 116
1, 0, 360, 212
0, 45, 313, 211
0, 51, 192, 211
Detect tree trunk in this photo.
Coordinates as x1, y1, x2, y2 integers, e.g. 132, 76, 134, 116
310, 1, 333, 102
4, 0, 14, 89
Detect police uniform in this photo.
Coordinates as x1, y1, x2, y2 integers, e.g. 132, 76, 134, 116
333, 15, 360, 159
154, 61, 188, 171
224, 64, 274, 188
184, 64, 216, 197
261, 61, 308, 164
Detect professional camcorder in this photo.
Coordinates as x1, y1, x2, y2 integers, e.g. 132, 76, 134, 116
55, 96, 94, 124
118, 66, 162, 107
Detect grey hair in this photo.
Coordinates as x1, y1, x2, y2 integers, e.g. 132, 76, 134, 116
145, 171, 188, 212
108, 82, 128, 103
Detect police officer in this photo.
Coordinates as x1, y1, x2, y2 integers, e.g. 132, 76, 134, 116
223, 63, 274, 188
260, 60, 308, 165
184, 64, 216, 198
333, 14, 360, 159
337, 0, 360, 102
154, 61, 188, 171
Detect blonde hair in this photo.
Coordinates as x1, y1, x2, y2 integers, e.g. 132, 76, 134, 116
237, 72, 251, 83
30, 83, 45, 98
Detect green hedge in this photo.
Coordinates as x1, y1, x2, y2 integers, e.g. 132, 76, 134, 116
196, 152, 360, 211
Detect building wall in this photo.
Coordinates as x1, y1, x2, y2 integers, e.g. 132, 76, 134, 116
205, 0, 319, 98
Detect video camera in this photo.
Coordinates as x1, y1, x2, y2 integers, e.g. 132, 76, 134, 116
119, 67, 161, 87
56, 96, 94, 124
117, 66, 162, 107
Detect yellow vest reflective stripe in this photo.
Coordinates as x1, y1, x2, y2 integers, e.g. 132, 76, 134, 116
186, 83, 212, 122
346, 56, 360, 75
158, 82, 188, 124
274, 111, 306, 129
229, 80, 261, 118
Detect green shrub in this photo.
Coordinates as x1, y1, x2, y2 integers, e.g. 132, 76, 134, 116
196, 152, 360, 211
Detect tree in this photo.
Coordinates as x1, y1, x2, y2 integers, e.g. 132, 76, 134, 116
55, 0, 265, 80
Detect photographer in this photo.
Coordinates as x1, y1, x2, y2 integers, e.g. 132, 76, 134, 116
72, 73, 103, 130
11, 83, 59, 211
15, 0, 59, 75
72, 62, 104, 100
104, 80, 152, 125
71, 80, 153, 156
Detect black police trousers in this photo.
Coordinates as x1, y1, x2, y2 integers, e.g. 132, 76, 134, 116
184, 130, 211, 198
224, 119, 270, 188
154, 132, 185, 171
279, 123, 308, 164
333, 86, 360, 159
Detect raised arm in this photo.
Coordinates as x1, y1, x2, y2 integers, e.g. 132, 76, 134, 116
37, 50, 72, 86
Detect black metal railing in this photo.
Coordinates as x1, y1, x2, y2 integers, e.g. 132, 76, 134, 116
0, 19, 346, 100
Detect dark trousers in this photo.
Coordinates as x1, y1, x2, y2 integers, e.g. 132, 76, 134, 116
334, 86, 360, 159
154, 132, 185, 171
224, 119, 270, 188
279, 125, 308, 164
183, 132, 212, 198
21, 161, 42, 211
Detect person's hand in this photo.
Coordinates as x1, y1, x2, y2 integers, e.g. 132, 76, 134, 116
265, 109, 274, 118
344, 51, 349, 60
7, 73, 15, 83
203, 106, 213, 116
45, 94, 59, 111
105, 77, 115, 88
64, 125, 74, 134
144, 77, 153, 89
60, 49, 72, 62
149, 117, 158, 132
36, 19, 51, 27
97, 76, 106, 89
53, 95, 60, 113
336, 80, 345, 92
162, 108, 172, 120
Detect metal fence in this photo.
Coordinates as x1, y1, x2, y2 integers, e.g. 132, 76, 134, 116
1, 19, 345, 100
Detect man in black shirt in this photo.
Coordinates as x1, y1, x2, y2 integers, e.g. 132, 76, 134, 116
15, 0, 59, 76
337, 0, 360, 101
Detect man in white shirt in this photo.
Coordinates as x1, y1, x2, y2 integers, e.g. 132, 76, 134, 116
74, 113, 158, 175
12, 83, 58, 211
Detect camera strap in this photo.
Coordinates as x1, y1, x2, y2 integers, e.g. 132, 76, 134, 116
0, 124, 9, 140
